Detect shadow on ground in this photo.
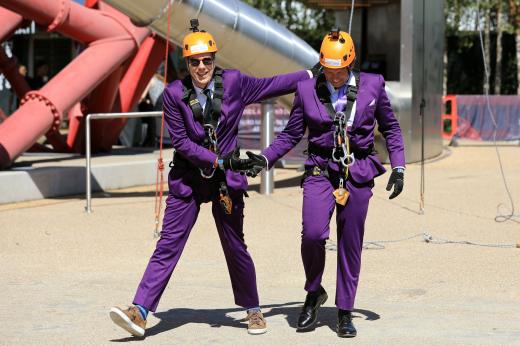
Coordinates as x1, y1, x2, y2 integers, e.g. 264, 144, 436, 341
110, 302, 379, 342
83, 171, 304, 201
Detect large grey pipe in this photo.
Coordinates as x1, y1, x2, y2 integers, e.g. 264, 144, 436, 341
103, 0, 319, 107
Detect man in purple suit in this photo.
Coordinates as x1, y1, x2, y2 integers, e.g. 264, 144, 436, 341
109, 19, 314, 337
244, 29, 405, 337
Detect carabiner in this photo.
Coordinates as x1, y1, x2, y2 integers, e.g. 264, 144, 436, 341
332, 144, 356, 167
200, 167, 216, 179
334, 111, 346, 123
342, 152, 356, 167
332, 146, 343, 163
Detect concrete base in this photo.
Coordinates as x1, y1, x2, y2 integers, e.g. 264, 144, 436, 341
0, 147, 293, 205
0, 148, 159, 204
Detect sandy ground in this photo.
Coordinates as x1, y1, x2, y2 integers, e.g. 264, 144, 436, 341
1, 141, 520, 345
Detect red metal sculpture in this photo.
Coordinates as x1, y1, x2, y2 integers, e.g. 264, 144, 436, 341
0, 0, 167, 168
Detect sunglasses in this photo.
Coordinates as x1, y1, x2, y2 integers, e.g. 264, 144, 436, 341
188, 57, 214, 67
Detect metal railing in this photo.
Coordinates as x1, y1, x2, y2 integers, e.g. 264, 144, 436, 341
85, 111, 161, 213
85, 108, 275, 213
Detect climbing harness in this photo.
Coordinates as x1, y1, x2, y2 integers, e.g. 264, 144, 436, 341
170, 68, 232, 214
312, 71, 360, 206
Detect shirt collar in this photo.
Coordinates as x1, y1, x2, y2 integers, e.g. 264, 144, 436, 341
326, 72, 356, 95
193, 79, 215, 96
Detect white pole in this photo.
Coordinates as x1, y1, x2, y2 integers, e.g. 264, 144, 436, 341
260, 100, 275, 194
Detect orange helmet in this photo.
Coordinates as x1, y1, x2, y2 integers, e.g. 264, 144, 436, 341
182, 19, 218, 58
319, 29, 355, 69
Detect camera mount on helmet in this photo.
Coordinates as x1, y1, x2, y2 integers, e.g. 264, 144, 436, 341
329, 27, 346, 44
190, 19, 200, 32
330, 27, 340, 39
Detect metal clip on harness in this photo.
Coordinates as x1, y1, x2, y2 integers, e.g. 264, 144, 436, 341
332, 111, 355, 169
199, 124, 218, 179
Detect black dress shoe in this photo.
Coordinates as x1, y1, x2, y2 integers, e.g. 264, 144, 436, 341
337, 310, 357, 337
297, 286, 328, 331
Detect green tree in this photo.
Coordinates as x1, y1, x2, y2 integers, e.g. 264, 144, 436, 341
509, 0, 520, 94
243, 0, 336, 51
445, 0, 519, 94
495, 0, 504, 93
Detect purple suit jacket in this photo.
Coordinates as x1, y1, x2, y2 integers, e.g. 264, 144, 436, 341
163, 69, 310, 197
262, 72, 405, 184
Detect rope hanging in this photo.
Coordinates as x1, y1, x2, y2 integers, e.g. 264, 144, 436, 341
153, 0, 173, 238
348, 0, 355, 34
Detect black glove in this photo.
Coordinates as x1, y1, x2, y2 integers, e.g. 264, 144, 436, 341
386, 168, 404, 199
310, 62, 322, 78
244, 151, 267, 178
219, 147, 250, 172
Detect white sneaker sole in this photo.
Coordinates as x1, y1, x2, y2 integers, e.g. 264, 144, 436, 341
109, 307, 145, 337
248, 327, 267, 335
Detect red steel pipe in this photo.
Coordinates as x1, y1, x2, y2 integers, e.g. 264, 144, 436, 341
0, 0, 150, 167
99, 35, 167, 148
120, 36, 166, 112
0, 6, 67, 153
67, 65, 125, 153
0, 0, 142, 44
0, 7, 23, 42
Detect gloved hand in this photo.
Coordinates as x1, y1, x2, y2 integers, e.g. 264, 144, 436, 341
310, 62, 323, 78
244, 151, 267, 178
218, 147, 250, 172
386, 167, 404, 199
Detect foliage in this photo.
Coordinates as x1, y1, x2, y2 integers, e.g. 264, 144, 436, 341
445, 0, 518, 93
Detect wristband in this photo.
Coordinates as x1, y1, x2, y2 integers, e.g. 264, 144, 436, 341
218, 158, 225, 170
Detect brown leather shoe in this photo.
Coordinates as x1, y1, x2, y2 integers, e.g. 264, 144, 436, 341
247, 310, 267, 335
109, 306, 146, 337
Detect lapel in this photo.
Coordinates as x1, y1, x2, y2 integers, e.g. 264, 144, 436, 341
313, 92, 332, 125
350, 73, 366, 131
217, 71, 228, 128
186, 103, 206, 139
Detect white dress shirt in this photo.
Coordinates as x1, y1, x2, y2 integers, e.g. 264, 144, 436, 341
326, 73, 356, 127
193, 79, 215, 112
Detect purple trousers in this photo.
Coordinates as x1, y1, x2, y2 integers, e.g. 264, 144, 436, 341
133, 189, 259, 312
301, 171, 373, 310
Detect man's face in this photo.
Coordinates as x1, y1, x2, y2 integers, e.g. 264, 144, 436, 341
323, 66, 350, 88
186, 53, 215, 88
18, 65, 27, 76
